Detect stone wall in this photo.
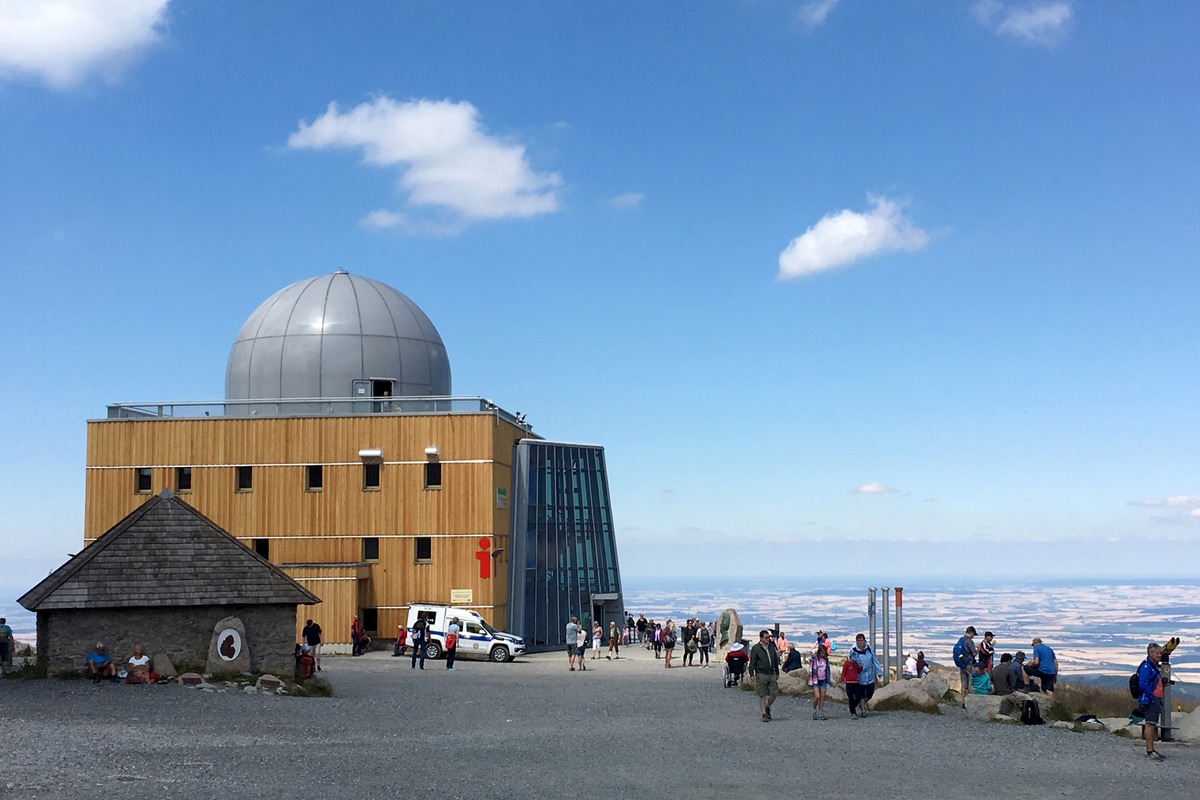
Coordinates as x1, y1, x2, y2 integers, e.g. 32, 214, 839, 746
38, 604, 298, 676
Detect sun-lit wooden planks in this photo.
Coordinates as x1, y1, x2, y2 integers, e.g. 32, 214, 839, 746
86, 412, 524, 643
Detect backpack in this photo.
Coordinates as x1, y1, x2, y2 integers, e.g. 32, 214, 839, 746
841, 657, 862, 684
953, 637, 974, 669
1020, 698, 1044, 725
1129, 672, 1141, 699
699, 627, 711, 646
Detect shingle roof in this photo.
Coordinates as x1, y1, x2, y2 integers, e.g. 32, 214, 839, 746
19, 490, 320, 611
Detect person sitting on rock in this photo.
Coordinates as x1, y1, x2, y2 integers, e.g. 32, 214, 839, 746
991, 653, 1019, 695
971, 662, 993, 696
781, 643, 803, 673
126, 644, 152, 684
1011, 651, 1029, 691
86, 642, 117, 683
295, 644, 316, 679
903, 652, 918, 678
914, 651, 929, 678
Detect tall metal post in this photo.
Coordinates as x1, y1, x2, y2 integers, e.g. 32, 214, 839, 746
895, 586, 904, 678
881, 587, 890, 684
1162, 654, 1174, 742
868, 588, 877, 654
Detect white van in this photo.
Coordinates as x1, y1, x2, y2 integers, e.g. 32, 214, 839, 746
406, 603, 525, 663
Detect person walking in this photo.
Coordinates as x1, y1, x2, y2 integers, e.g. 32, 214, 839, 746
591, 621, 603, 660
576, 622, 588, 670
445, 616, 461, 670
351, 615, 364, 657
637, 614, 648, 645
662, 623, 677, 668
1138, 642, 1167, 762
749, 629, 781, 722
809, 643, 831, 719
608, 621, 621, 659
410, 614, 428, 669
565, 616, 581, 671
848, 633, 883, 719
301, 618, 323, 670
653, 623, 663, 659
697, 622, 711, 668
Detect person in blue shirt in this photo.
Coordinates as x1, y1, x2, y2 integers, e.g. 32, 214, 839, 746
86, 642, 116, 683
1027, 638, 1058, 695
1138, 643, 1166, 762
849, 633, 883, 718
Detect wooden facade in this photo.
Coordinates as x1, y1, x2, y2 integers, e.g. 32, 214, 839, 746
85, 412, 528, 646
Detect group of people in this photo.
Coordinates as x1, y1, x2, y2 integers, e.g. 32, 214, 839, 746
84, 642, 155, 684
953, 626, 1058, 702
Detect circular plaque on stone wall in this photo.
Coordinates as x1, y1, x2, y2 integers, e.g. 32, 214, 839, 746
217, 628, 242, 661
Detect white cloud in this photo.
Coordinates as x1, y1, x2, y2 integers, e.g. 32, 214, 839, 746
607, 191, 644, 209
778, 195, 930, 278
854, 482, 898, 495
1129, 495, 1200, 508
972, 1, 1074, 47
798, 0, 841, 29
360, 209, 407, 230
0, 0, 169, 89
288, 96, 561, 226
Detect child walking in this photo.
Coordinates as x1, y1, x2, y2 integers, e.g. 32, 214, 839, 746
809, 643, 830, 719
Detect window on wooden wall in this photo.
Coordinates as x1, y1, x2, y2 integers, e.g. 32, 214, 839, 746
236, 466, 253, 492
362, 607, 378, 634
415, 536, 432, 563
363, 463, 380, 491
306, 464, 323, 492
253, 538, 270, 559
424, 461, 442, 490
363, 537, 380, 561
175, 466, 192, 493
134, 468, 152, 494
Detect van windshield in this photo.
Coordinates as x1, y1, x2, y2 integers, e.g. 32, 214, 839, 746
478, 618, 500, 636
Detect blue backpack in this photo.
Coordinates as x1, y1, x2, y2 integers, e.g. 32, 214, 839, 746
953, 636, 974, 669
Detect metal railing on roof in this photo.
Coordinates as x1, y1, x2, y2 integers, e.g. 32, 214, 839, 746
104, 396, 531, 429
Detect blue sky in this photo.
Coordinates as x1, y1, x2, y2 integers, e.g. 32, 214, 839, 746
2, 1, 1199, 588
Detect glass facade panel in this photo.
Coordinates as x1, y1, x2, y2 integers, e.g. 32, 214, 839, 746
508, 441, 623, 649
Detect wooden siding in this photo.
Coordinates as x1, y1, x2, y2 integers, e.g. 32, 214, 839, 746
86, 413, 521, 641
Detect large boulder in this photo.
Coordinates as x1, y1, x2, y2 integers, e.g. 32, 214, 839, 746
1172, 710, 1199, 743
965, 693, 1005, 722
871, 678, 940, 711
153, 653, 177, 678
778, 670, 810, 696
999, 691, 1054, 719
923, 672, 950, 700
1099, 716, 1138, 734
717, 609, 744, 650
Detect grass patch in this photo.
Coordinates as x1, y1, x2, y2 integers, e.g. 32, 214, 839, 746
3, 661, 48, 680
1051, 682, 1197, 719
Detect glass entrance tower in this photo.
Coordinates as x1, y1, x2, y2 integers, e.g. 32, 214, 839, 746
508, 440, 624, 648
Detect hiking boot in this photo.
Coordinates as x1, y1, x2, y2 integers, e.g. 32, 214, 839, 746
850, 712, 859, 720
762, 713, 769, 722
1146, 750, 1166, 762
765, 707, 773, 721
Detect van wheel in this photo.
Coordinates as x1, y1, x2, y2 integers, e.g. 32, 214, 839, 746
489, 646, 511, 663
425, 642, 443, 660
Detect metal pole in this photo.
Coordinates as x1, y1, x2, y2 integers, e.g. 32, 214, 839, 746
1162, 654, 1174, 742
881, 587, 890, 684
868, 588, 877, 654
895, 586, 904, 679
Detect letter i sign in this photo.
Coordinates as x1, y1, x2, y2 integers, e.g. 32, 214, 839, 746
475, 537, 491, 579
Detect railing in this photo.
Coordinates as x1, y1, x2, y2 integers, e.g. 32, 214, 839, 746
104, 396, 531, 429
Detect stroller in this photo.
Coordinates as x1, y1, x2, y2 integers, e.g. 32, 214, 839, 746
723, 642, 749, 688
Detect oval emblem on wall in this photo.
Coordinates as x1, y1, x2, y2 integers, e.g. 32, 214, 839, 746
218, 628, 242, 660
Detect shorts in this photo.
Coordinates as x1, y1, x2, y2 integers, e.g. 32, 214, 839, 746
566, 643, 577, 655
1143, 698, 1162, 725
756, 673, 780, 697
809, 679, 829, 688
576, 645, 586, 657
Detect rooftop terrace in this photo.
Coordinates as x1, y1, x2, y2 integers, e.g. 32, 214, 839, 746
102, 396, 532, 430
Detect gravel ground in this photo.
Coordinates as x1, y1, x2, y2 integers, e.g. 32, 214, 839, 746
1, 646, 1192, 799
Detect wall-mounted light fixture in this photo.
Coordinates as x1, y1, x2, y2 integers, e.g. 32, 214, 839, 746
424, 445, 439, 458
359, 448, 383, 462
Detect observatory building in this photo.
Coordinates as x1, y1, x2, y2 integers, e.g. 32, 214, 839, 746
85, 271, 624, 652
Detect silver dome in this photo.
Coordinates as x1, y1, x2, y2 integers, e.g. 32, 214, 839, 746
225, 271, 452, 401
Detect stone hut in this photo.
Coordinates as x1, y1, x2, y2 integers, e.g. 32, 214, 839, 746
19, 490, 319, 675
